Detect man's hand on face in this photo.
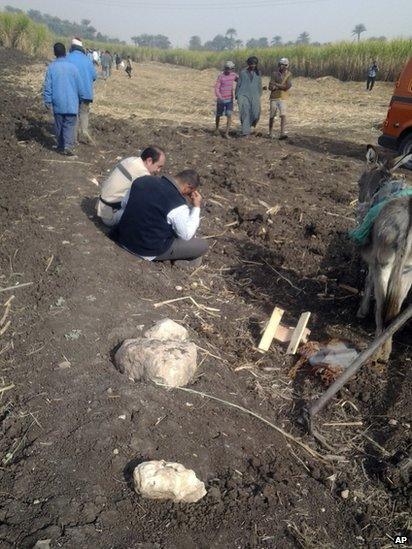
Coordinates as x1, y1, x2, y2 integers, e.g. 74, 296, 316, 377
189, 190, 202, 208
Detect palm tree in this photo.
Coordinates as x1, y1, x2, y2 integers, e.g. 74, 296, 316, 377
296, 31, 310, 45
352, 24, 366, 41
271, 35, 282, 46
226, 28, 237, 49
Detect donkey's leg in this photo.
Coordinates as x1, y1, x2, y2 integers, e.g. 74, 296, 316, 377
373, 262, 393, 361
357, 267, 373, 318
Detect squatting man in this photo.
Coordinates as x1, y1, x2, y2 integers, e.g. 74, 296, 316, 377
97, 148, 208, 267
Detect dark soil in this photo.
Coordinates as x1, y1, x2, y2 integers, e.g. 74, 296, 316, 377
0, 48, 410, 548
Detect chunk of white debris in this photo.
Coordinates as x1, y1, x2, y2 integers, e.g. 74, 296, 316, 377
115, 338, 197, 388
33, 541, 51, 549
134, 460, 206, 503
144, 318, 188, 342
340, 489, 350, 499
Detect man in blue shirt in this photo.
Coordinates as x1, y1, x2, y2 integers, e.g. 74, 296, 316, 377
67, 38, 97, 144
43, 42, 84, 155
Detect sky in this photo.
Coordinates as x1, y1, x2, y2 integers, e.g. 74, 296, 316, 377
1, 0, 411, 47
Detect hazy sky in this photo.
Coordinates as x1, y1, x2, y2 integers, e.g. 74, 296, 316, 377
1, 0, 411, 47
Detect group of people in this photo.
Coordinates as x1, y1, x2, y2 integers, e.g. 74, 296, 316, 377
90, 49, 133, 79
43, 39, 381, 269
214, 56, 292, 139
43, 38, 135, 155
97, 147, 208, 267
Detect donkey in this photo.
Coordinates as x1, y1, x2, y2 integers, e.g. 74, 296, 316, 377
355, 145, 412, 360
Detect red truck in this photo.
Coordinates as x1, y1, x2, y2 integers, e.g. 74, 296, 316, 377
378, 57, 412, 169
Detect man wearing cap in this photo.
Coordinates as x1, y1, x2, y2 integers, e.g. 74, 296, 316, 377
214, 61, 238, 138
67, 37, 97, 144
269, 58, 292, 140
97, 146, 166, 227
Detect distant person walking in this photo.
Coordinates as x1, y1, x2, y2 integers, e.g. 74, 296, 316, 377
235, 56, 262, 137
214, 61, 238, 138
125, 56, 133, 78
101, 50, 112, 79
115, 53, 122, 70
67, 37, 97, 144
43, 42, 84, 155
268, 57, 292, 140
366, 60, 379, 90
92, 49, 99, 66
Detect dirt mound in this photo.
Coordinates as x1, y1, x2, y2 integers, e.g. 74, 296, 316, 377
0, 48, 410, 548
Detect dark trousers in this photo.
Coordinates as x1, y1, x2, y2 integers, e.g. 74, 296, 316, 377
54, 114, 77, 151
155, 238, 208, 261
366, 76, 376, 90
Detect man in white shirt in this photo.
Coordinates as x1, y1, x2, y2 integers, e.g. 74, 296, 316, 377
117, 169, 208, 267
97, 146, 166, 226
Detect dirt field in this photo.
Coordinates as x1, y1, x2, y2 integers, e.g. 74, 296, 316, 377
0, 49, 411, 548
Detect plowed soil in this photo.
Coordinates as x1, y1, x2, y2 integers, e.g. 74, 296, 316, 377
0, 48, 410, 548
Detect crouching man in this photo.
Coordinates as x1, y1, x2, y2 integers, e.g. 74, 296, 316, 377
97, 145, 165, 226
117, 170, 208, 267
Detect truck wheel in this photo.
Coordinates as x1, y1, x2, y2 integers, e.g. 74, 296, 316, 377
400, 133, 412, 169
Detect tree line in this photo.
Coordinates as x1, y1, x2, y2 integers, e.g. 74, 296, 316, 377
189, 26, 385, 51
3, 8, 385, 51
4, 5, 125, 44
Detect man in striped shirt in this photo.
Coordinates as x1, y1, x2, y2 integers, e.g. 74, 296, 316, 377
214, 61, 238, 138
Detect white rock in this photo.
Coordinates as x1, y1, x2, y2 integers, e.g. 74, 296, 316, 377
340, 489, 350, 499
144, 318, 188, 342
134, 460, 206, 503
115, 338, 197, 388
33, 541, 51, 549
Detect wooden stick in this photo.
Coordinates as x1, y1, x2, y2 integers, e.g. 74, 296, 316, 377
323, 421, 363, 427
0, 384, 15, 394
0, 282, 33, 293
258, 307, 284, 352
0, 321, 11, 336
286, 312, 311, 355
153, 295, 220, 312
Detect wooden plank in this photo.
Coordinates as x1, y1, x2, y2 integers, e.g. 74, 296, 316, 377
258, 307, 284, 352
286, 312, 311, 355
274, 325, 311, 344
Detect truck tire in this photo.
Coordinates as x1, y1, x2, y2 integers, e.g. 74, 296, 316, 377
399, 133, 412, 170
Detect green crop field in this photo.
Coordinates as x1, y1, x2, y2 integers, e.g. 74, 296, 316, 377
0, 12, 51, 56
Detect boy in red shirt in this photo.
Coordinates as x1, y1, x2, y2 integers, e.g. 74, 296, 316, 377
214, 61, 238, 138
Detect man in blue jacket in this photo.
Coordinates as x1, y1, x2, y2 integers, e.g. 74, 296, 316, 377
43, 42, 84, 155
67, 38, 97, 144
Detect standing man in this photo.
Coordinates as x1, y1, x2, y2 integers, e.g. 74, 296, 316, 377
101, 50, 111, 79
115, 53, 122, 70
366, 59, 379, 91
117, 170, 208, 267
125, 56, 133, 78
67, 37, 97, 145
235, 56, 262, 137
269, 57, 292, 140
97, 145, 166, 227
214, 61, 238, 138
43, 42, 84, 156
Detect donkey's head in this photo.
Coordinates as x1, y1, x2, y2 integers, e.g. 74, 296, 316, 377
358, 145, 412, 204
